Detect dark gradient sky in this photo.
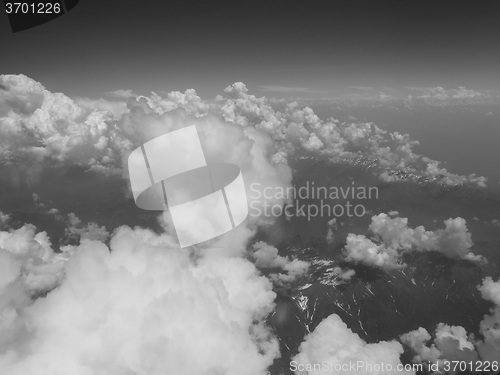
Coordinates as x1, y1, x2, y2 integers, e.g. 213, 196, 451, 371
1, 0, 499, 97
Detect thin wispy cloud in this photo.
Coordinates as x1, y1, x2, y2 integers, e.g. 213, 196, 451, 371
348, 86, 375, 91
258, 85, 326, 94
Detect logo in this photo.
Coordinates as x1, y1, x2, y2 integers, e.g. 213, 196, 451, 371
128, 125, 248, 248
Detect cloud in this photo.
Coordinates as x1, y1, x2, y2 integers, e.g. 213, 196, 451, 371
343, 213, 483, 270
345, 233, 404, 270
0, 75, 487, 190
400, 323, 480, 371
64, 213, 110, 243
347, 86, 374, 91
422, 158, 487, 188
434, 323, 479, 361
477, 277, 500, 361
0, 211, 10, 228
0, 223, 70, 351
401, 277, 500, 365
289, 86, 499, 108
292, 314, 414, 374
214, 82, 486, 187
0, 74, 496, 374
0, 75, 295, 373
258, 85, 325, 94
405, 86, 494, 107
0, 224, 68, 295
325, 218, 337, 244
0, 225, 280, 375
378, 92, 393, 101
0, 75, 294, 232
400, 327, 442, 366
325, 266, 355, 282
0, 74, 129, 172
141, 89, 210, 117
102, 89, 137, 100
251, 241, 309, 286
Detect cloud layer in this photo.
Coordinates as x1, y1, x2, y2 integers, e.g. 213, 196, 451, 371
0, 226, 280, 375
344, 212, 482, 270
0, 75, 487, 189
0, 75, 494, 374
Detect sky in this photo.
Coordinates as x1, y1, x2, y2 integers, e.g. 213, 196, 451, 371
1, 0, 499, 98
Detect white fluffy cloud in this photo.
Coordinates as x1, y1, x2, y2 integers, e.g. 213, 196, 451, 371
0, 224, 69, 352
344, 233, 403, 270
400, 327, 442, 366
0, 74, 132, 180
1, 81, 295, 374
400, 324, 480, 373
0, 226, 280, 375
213, 83, 487, 187
0, 82, 293, 371
434, 323, 479, 362
401, 277, 500, 365
64, 213, 110, 243
477, 277, 500, 361
251, 241, 309, 286
292, 314, 414, 375
0, 75, 487, 188
344, 213, 482, 270
0, 224, 67, 295
0, 211, 10, 228
0, 74, 294, 231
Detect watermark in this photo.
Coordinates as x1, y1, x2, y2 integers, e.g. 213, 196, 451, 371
4, 1, 80, 33
290, 360, 423, 373
438, 360, 498, 373
127, 125, 248, 248
249, 181, 378, 221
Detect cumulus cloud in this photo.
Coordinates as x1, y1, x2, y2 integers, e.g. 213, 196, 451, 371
292, 314, 414, 375
64, 213, 110, 243
345, 233, 404, 270
401, 323, 483, 371
400, 324, 479, 373
422, 158, 487, 188
476, 277, 500, 361
401, 277, 500, 365
141, 89, 210, 117
400, 327, 442, 366
0, 75, 487, 189
0, 225, 280, 375
0, 224, 68, 295
0, 223, 69, 351
434, 323, 479, 361
344, 212, 482, 270
0, 74, 130, 174
214, 82, 486, 187
0, 74, 295, 232
0, 74, 295, 373
251, 241, 309, 286
0, 211, 10, 228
